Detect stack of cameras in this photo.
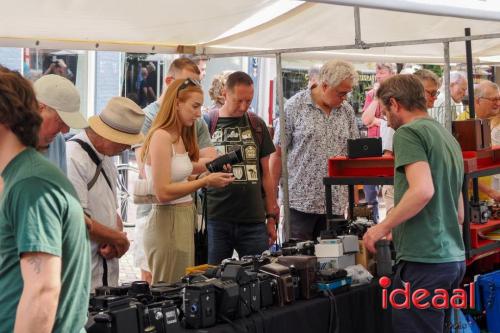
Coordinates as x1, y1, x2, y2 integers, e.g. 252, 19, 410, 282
87, 254, 320, 331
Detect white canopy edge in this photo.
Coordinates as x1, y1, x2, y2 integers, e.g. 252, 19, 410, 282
306, 0, 500, 22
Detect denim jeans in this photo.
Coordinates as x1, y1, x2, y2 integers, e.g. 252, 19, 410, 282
207, 219, 268, 265
392, 260, 466, 333
363, 185, 379, 223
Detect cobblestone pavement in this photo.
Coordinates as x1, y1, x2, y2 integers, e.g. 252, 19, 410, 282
119, 225, 141, 284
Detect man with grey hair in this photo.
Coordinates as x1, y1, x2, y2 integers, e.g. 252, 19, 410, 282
458, 80, 500, 201
430, 71, 467, 124
270, 60, 360, 241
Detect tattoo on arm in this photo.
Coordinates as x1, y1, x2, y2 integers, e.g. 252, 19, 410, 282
27, 256, 42, 274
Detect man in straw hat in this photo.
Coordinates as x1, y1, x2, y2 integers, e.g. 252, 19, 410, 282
66, 96, 145, 290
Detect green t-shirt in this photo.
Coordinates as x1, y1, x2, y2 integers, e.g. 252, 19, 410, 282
393, 118, 465, 264
207, 114, 275, 223
0, 148, 90, 333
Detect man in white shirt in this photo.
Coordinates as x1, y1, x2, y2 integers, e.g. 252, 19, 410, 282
67, 97, 145, 290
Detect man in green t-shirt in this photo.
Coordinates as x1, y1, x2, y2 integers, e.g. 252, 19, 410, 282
205, 71, 278, 264
0, 67, 90, 333
363, 74, 465, 333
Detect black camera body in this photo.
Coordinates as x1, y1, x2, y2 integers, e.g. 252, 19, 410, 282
257, 272, 278, 308
143, 300, 182, 333
220, 263, 260, 317
212, 279, 240, 319
206, 148, 243, 173
87, 296, 144, 333
182, 281, 217, 328
470, 201, 490, 224
88, 282, 183, 333
281, 240, 315, 256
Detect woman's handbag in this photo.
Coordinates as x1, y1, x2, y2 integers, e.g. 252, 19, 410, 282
133, 178, 159, 204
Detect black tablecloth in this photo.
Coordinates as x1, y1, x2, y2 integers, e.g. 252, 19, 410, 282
183, 282, 392, 333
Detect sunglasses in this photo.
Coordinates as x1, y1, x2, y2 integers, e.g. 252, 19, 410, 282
177, 78, 201, 95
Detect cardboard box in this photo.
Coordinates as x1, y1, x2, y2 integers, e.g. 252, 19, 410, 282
355, 240, 374, 270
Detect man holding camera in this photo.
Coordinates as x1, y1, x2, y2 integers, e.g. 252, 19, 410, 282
270, 60, 360, 241
205, 71, 278, 264
0, 67, 90, 332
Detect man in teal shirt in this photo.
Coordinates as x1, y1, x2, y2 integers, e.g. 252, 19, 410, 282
363, 74, 465, 333
0, 67, 90, 333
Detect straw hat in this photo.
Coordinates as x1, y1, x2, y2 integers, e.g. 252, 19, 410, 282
88, 97, 145, 145
34, 74, 88, 129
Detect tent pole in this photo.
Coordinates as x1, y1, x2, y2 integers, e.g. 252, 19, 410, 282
465, 28, 476, 118
443, 42, 452, 132
354, 6, 362, 45
206, 32, 500, 59
276, 52, 290, 242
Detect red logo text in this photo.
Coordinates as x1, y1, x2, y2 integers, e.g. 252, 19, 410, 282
379, 276, 475, 310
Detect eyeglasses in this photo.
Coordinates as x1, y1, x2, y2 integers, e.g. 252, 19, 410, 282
177, 78, 201, 96
336, 90, 351, 98
425, 89, 440, 98
480, 96, 500, 103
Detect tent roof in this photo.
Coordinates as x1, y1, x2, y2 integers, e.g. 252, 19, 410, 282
2, 0, 500, 62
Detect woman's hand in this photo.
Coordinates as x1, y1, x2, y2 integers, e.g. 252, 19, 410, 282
205, 172, 235, 188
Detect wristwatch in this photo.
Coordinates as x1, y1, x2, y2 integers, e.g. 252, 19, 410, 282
265, 213, 277, 221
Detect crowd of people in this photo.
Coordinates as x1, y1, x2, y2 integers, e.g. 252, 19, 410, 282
0, 55, 499, 332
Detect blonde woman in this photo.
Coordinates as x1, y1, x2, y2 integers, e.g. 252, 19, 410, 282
141, 78, 234, 283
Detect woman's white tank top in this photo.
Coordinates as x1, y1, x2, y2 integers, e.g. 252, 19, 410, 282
145, 144, 193, 205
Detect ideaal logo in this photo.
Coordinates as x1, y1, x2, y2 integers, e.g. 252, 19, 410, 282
379, 276, 475, 310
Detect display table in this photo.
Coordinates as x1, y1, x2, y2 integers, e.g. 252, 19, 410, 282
180, 282, 392, 333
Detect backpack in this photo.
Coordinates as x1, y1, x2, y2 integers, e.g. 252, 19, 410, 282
202, 109, 264, 147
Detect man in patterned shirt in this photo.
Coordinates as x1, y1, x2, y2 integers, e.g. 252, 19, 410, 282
270, 60, 360, 241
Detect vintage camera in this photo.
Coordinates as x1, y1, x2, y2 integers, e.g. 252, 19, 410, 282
142, 300, 182, 333
182, 281, 217, 329
281, 239, 315, 256
470, 201, 490, 224
212, 279, 240, 319
259, 263, 295, 306
277, 256, 318, 300
128, 281, 153, 304
206, 148, 243, 172
87, 296, 144, 333
257, 273, 278, 308
88, 282, 184, 333
220, 263, 260, 317
150, 282, 185, 307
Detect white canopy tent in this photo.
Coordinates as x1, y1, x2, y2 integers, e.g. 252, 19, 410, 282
2, 0, 500, 62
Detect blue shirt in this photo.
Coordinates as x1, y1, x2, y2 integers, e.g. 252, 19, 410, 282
42, 133, 67, 175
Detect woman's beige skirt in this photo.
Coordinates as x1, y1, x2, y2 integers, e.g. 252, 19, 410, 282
143, 203, 195, 284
